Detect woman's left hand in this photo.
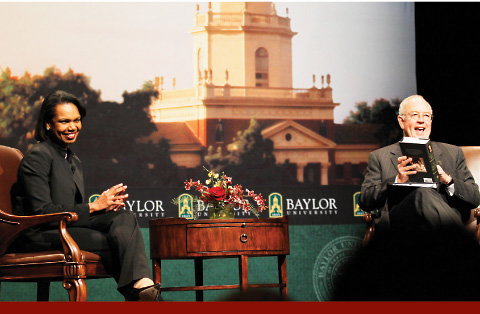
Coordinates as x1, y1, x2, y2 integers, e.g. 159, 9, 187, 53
89, 183, 129, 213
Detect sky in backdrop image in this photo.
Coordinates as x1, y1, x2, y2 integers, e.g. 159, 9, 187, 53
1, 1, 416, 123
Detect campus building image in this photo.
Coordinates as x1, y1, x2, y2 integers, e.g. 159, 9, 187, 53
147, 2, 379, 185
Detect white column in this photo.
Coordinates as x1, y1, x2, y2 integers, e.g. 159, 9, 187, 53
297, 163, 306, 183
320, 162, 330, 185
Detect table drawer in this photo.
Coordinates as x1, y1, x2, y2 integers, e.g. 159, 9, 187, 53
186, 224, 288, 253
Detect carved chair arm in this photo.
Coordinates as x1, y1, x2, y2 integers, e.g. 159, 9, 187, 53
474, 208, 480, 242
362, 212, 375, 246
0, 209, 81, 262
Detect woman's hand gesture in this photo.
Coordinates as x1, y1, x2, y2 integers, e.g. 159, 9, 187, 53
89, 183, 129, 214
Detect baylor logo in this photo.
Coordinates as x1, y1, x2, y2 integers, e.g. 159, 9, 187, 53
313, 236, 362, 301
353, 192, 365, 217
178, 193, 194, 219
269, 192, 283, 218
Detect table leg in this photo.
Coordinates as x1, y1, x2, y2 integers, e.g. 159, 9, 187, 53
152, 259, 161, 285
194, 258, 204, 301
152, 259, 162, 298
278, 255, 288, 300
239, 255, 248, 293
37, 281, 50, 301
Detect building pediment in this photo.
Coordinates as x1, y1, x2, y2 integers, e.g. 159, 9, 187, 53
261, 120, 336, 149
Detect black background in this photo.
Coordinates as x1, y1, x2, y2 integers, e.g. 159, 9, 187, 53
415, 2, 480, 146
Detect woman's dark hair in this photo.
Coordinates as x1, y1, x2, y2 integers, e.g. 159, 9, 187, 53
34, 90, 87, 141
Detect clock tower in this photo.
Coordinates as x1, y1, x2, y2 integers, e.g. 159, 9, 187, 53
148, 2, 376, 185
191, 2, 296, 88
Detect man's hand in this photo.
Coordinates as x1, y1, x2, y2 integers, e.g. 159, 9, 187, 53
437, 165, 453, 185
397, 156, 418, 183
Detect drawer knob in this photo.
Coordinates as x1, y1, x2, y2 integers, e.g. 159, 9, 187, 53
240, 233, 248, 243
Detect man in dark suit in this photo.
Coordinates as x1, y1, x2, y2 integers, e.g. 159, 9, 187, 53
359, 95, 480, 232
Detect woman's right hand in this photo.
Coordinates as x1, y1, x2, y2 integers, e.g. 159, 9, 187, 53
89, 183, 129, 214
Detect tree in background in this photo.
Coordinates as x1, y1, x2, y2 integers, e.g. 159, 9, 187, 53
136, 137, 178, 186
0, 68, 38, 152
78, 85, 178, 187
205, 118, 297, 185
0, 67, 177, 188
343, 98, 402, 146
0, 66, 102, 152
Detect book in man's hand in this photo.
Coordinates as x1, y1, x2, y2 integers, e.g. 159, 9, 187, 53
399, 137, 439, 184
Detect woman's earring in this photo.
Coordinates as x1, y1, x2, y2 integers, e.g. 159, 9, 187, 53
46, 126, 50, 131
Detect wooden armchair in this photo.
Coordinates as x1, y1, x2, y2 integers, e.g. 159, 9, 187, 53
362, 146, 480, 246
0, 145, 112, 301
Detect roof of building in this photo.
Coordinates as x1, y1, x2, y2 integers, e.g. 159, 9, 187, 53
262, 119, 337, 148
138, 122, 203, 147
140, 121, 381, 148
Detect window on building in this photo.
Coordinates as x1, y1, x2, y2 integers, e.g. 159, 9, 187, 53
352, 164, 360, 179
305, 163, 320, 184
318, 121, 327, 137
336, 164, 345, 180
215, 119, 224, 142
197, 48, 204, 82
351, 163, 364, 185
255, 48, 269, 87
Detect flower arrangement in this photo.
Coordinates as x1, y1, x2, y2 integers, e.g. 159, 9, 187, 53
181, 168, 268, 219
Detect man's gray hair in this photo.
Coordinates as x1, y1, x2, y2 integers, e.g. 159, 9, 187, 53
398, 95, 432, 115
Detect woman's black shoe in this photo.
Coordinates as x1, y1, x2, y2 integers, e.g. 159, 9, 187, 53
128, 283, 161, 301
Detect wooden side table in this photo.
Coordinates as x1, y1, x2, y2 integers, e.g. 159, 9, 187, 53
149, 216, 290, 301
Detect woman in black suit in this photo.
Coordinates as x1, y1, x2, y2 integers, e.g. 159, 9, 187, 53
11, 90, 160, 301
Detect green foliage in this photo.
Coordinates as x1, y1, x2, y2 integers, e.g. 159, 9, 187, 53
205, 118, 297, 185
0, 66, 176, 188
343, 101, 371, 124
140, 80, 155, 92
0, 68, 38, 151
344, 98, 402, 146
0, 66, 104, 152
74, 85, 177, 187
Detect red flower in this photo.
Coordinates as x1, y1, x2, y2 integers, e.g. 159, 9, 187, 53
181, 169, 268, 217
201, 186, 227, 203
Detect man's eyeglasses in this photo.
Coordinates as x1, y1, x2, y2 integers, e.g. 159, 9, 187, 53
401, 112, 433, 121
